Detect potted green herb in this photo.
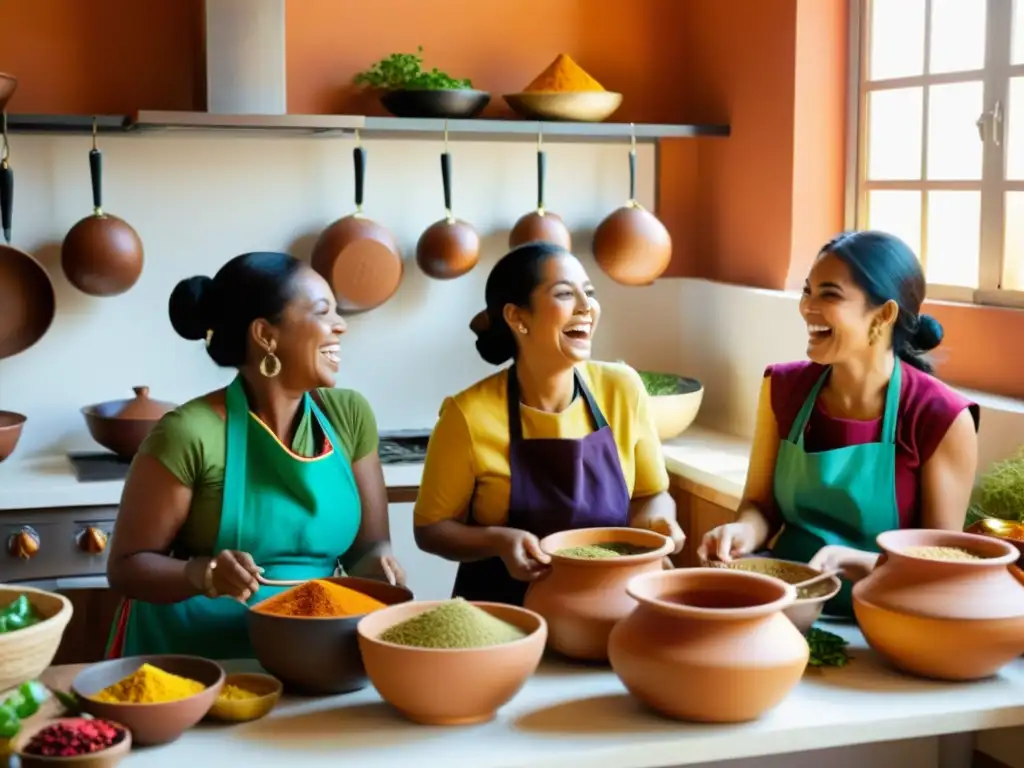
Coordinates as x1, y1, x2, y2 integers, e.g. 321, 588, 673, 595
354, 47, 490, 119
636, 370, 704, 441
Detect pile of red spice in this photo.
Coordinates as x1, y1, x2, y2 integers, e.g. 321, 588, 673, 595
24, 718, 124, 757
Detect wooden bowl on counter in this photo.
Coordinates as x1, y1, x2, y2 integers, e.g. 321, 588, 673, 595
0, 410, 26, 462
0, 585, 73, 691
356, 600, 546, 725
639, 373, 704, 441
206, 672, 282, 723
247, 576, 413, 695
72, 655, 224, 746
11, 717, 132, 767
503, 91, 623, 122
81, 386, 176, 459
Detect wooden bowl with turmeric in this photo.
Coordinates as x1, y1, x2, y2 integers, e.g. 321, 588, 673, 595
247, 576, 413, 695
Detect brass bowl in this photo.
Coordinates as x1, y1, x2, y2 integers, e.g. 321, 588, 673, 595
206, 672, 282, 723
965, 518, 1024, 560
503, 91, 623, 122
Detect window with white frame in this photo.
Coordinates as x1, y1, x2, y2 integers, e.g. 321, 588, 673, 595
852, 0, 1024, 307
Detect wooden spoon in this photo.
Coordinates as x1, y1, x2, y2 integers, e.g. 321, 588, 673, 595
255, 574, 304, 587
792, 569, 842, 591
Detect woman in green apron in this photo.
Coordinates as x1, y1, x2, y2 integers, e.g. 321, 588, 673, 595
697, 231, 979, 617
105, 252, 405, 658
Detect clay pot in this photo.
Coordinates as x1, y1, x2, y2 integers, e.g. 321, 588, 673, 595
592, 146, 672, 286
853, 529, 1024, 681
608, 567, 808, 723
82, 386, 176, 459
416, 151, 480, 280
523, 527, 673, 661
0, 410, 26, 462
61, 141, 144, 297
309, 146, 403, 314
508, 148, 571, 251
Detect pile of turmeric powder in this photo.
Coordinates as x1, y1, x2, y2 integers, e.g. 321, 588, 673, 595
252, 579, 386, 618
217, 684, 259, 701
91, 663, 205, 704
523, 53, 606, 93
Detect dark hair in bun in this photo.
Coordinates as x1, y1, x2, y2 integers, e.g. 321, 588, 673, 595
820, 230, 944, 374
168, 251, 305, 368
472, 242, 569, 366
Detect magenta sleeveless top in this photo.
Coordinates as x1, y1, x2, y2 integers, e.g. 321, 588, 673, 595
764, 360, 979, 528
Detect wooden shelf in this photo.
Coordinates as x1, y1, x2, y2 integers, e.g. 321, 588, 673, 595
4, 112, 730, 143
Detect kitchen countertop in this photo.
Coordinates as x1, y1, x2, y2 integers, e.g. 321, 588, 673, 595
34, 623, 1024, 768
0, 427, 752, 512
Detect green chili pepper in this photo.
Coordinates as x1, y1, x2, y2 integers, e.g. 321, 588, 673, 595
0, 594, 42, 634
0, 705, 19, 740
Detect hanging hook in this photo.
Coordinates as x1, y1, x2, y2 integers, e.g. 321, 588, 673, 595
630, 122, 637, 155
444, 119, 449, 152
354, 128, 361, 147
537, 122, 544, 151
1, 112, 8, 167
91, 116, 98, 151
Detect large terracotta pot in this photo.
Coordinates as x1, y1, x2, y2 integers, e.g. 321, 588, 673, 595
523, 527, 673, 661
608, 568, 808, 723
853, 529, 1024, 681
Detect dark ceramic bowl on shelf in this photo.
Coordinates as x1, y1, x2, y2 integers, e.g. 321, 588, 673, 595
247, 576, 413, 695
379, 89, 490, 119
0, 410, 26, 462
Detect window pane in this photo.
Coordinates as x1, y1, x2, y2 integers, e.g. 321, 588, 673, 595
1008, 77, 1024, 181
926, 191, 981, 287
1004, 193, 1024, 290
930, 0, 986, 74
927, 81, 984, 180
1014, 0, 1024, 64
867, 88, 924, 180
867, 190, 922, 257
869, 0, 926, 80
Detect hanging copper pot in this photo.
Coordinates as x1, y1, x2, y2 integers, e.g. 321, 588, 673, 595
0, 118, 56, 360
61, 121, 144, 297
509, 130, 571, 251
82, 386, 177, 458
416, 127, 480, 280
310, 136, 403, 314
0, 74, 17, 112
592, 129, 672, 286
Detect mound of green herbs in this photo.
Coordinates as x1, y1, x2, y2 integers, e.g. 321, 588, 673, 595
354, 47, 473, 91
638, 371, 685, 397
806, 627, 850, 668
967, 448, 1024, 525
0, 681, 49, 740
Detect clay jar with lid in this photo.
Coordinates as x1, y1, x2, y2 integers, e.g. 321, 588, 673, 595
608, 568, 808, 723
853, 529, 1024, 681
82, 386, 176, 459
522, 527, 673, 661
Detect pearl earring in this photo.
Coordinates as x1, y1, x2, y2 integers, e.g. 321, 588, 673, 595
518, 324, 528, 335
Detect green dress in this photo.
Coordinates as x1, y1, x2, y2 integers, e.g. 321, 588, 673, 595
107, 377, 366, 658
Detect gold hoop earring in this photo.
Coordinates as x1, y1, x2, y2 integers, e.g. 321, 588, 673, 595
260, 352, 281, 378
518, 324, 528, 335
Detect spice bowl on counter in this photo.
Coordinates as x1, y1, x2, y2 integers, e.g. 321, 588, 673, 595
0, 585, 74, 691
11, 717, 131, 767
206, 672, 283, 723
71, 655, 225, 746
356, 599, 547, 725
608, 568, 809, 723
853, 529, 1024, 681
247, 576, 413, 695
965, 518, 1024, 560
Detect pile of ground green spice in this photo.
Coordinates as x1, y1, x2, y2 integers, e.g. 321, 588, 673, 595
378, 599, 527, 649
806, 627, 850, 667
555, 542, 655, 559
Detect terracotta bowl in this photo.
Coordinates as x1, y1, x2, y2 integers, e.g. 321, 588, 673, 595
609, 568, 808, 723
711, 557, 841, 632
247, 576, 413, 695
72, 655, 224, 746
0, 585, 73, 691
206, 672, 282, 723
11, 717, 132, 767
853, 529, 1024, 681
356, 600, 547, 725
524, 527, 673, 660
0, 410, 26, 462
503, 91, 623, 122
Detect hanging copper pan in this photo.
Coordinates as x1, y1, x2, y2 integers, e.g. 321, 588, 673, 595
0, 74, 17, 112
592, 127, 672, 286
509, 128, 571, 251
61, 120, 144, 297
0, 117, 56, 360
310, 135, 403, 314
416, 125, 480, 280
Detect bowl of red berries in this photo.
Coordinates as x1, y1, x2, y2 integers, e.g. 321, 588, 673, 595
11, 716, 131, 767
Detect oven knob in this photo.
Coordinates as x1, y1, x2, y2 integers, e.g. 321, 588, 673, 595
8, 527, 40, 560
77, 526, 108, 554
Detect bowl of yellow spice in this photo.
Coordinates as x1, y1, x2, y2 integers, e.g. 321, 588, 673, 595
207, 673, 282, 723
504, 53, 622, 123
71, 656, 224, 746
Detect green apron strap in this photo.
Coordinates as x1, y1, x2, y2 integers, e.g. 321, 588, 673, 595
787, 369, 831, 445
222, 376, 250, 550
879, 360, 902, 445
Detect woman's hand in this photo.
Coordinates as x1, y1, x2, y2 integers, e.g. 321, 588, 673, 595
493, 528, 551, 582
808, 545, 879, 583
194, 550, 262, 602
696, 522, 759, 563
633, 514, 686, 555
348, 543, 407, 587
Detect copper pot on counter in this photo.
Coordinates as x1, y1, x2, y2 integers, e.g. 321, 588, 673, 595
82, 386, 176, 459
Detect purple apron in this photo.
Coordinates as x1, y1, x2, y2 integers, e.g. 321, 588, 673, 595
451, 365, 632, 605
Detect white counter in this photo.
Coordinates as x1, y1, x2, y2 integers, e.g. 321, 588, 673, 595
103, 623, 1023, 768
661, 426, 750, 501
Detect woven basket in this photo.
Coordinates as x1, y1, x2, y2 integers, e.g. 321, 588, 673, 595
0, 585, 73, 691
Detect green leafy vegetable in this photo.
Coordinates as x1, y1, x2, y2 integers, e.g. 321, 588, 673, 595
0, 681, 49, 739
354, 47, 473, 91
806, 627, 850, 667
969, 448, 1024, 523
637, 371, 685, 397
0, 594, 42, 635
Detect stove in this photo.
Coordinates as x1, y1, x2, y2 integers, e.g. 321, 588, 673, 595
68, 451, 133, 482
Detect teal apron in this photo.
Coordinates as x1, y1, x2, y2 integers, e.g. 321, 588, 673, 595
107, 377, 362, 658
770, 362, 901, 618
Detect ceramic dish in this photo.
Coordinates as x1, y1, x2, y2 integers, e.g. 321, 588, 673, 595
503, 91, 622, 122
206, 672, 282, 723
11, 717, 132, 767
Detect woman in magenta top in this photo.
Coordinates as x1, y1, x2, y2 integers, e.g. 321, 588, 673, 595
698, 230, 979, 617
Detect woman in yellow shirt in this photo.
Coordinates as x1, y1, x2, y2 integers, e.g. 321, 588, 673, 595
414, 242, 685, 605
